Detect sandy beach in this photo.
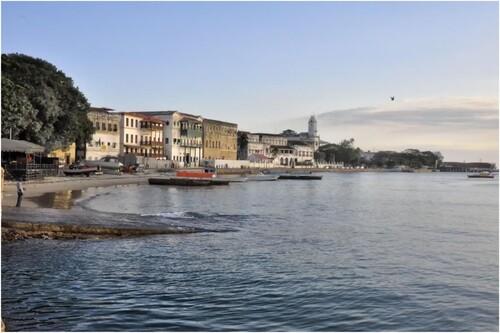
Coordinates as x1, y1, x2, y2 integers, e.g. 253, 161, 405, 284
1, 172, 158, 209
1, 172, 186, 242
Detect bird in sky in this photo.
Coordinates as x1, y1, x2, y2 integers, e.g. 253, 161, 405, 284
390, 96, 395, 101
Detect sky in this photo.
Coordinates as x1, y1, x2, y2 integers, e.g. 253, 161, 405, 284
1, 1, 498, 164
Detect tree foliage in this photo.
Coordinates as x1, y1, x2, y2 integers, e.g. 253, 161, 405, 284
318, 138, 444, 168
370, 149, 443, 168
1, 53, 94, 151
318, 138, 362, 165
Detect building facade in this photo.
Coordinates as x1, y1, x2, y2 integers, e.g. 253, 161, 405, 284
86, 107, 120, 161
118, 112, 164, 158
146, 111, 204, 167
203, 119, 238, 160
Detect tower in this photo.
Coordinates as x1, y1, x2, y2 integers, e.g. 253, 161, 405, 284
308, 115, 320, 151
308, 115, 317, 139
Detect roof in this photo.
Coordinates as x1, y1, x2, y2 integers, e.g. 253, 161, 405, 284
204, 118, 237, 127
248, 153, 273, 161
89, 107, 115, 113
1, 138, 46, 153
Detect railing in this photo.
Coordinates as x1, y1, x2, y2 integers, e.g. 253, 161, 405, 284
3, 163, 59, 181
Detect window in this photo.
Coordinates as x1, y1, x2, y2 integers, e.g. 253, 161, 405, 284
165, 138, 169, 144
112, 143, 117, 148
126, 118, 129, 127
113, 124, 118, 132
96, 122, 100, 130
135, 135, 138, 143
135, 120, 138, 128
126, 134, 129, 143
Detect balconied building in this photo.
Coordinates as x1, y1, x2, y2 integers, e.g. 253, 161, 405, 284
118, 112, 164, 158
238, 131, 316, 166
145, 111, 203, 167
86, 107, 120, 161
203, 118, 237, 160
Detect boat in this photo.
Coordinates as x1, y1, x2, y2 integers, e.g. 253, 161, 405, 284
149, 167, 231, 186
63, 165, 99, 177
148, 178, 229, 186
84, 156, 123, 171
176, 167, 246, 183
214, 176, 248, 182
467, 171, 495, 179
246, 173, 279, 181
278, 172, 323, 180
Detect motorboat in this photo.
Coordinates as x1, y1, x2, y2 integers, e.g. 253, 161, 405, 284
467, 171, 495, 179
84, 156, 123, 170
63, 165, 99, 177
246, 173, 279, 181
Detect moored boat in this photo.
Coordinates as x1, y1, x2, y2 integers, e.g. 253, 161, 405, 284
467, 171, 495, 179
63, 166, 99, 177
148, 177, 229, 186
84, 156, 123, 171
246, 173, 279, 181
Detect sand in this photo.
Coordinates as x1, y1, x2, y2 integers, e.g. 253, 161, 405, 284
1, 172, 160, 209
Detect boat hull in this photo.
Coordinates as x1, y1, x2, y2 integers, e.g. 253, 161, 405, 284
63, 167, 98, 177
278, 174, 323, 180
467, 175, 494, 179
246, 175, 279, 181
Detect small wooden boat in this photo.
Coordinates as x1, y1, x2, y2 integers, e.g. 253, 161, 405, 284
467, 171, 495, 179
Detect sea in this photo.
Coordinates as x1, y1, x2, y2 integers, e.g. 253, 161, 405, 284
1, 172, 498, 331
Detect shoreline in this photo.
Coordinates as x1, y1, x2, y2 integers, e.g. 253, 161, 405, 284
1, 168, 389, 209
1, 172, 160, 242
0, 168, 412, 242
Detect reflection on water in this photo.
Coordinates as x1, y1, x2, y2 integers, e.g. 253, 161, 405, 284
4, 173, 499, 331
29, 190, 83, 209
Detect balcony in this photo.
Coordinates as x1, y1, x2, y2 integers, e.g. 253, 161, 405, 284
180, 129, 202, 138
180, 142, 202, 148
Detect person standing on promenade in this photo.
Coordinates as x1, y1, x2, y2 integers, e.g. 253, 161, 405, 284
16, 177, 24, 207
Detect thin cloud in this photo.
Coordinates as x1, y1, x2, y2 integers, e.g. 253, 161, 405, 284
318, 96, 499, 130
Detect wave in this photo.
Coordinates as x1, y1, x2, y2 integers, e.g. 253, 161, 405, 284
141, 211, 195, 219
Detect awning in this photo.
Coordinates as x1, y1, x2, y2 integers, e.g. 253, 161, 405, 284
1, 138, 46, 154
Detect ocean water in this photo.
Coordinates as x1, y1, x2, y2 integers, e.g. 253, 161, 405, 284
1, 172, 498, 331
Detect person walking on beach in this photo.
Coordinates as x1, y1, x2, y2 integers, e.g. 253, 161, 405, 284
16, 177, 24, 207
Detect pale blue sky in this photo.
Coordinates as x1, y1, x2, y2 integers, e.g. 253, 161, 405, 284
2, 1, 499, 163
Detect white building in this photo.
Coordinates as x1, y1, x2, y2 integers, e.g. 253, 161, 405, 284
118, 112, 164, 158
144, 111, 204, 167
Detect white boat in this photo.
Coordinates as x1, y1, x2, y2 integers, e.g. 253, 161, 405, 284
467, 171, 495, 179
84, 156, 123, 170
63, 166, 98, 177
246, 173, 279, 181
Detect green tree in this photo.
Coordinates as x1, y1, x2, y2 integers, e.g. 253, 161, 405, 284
318, 138, 361, 165
237, 132, 249, 159
1, 53, 94, 151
